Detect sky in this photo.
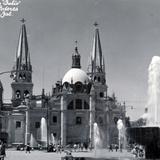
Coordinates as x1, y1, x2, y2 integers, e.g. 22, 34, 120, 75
1, 0, 160, 120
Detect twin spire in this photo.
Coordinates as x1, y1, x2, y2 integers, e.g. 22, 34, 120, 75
16, 19, 31, 71
11, 19, 32, 82
90, 22, 105, 73
11, 20, 105, 81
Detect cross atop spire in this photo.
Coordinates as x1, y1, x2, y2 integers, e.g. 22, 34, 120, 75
20, 18, 26, 24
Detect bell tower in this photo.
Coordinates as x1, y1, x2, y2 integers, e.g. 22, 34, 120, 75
10, 19, 33, 107
87, 23, 107, 98
88, 23, 108, 147
88, 23, 106, 82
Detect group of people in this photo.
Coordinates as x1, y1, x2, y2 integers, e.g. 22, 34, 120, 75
16, 143, 32, 153
108, 144, 120, 152
47, 143, 61, 153
70, 143, 90, 152
131, 144, 144, 158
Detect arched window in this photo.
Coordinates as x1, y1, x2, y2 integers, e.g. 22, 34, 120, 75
98, 77, 101, 82
99, 92, 104, 98
16, 90, 21, 99
23, 74, 26, 80
63, 82, 69, 89
24, 90, 30, 98
53, 116, 57, 123
19, 74, 22, 80
94, 76, 97, 81
75, 99, 82, 109
76, 117, 82, 125
75, 82, 83, 92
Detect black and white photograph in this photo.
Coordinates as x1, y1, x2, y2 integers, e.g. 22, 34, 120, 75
0, 0, 160, 159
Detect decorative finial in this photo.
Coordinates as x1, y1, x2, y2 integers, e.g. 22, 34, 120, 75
20, 18, 26, 24
94, 22, 98, 27
75, 40, 79, 54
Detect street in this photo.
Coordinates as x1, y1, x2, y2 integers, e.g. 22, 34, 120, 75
4, 149, 138, 160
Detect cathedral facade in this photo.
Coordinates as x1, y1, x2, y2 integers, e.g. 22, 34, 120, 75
0, 21, 126, 148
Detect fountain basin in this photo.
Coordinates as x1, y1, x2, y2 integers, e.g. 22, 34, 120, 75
127, 127, 160, 159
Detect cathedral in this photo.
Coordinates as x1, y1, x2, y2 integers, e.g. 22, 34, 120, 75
0, 21, 126, 148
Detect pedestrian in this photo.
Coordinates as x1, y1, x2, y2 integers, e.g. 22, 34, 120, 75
1, 142, 6, 157
56, 144, 61, 153
109, 144, 113, 152
0, 141, 6, 158
115, 144, 118, 152
120, 143, 123, 152
73, 144, 77, 152
26, 143, 31, 153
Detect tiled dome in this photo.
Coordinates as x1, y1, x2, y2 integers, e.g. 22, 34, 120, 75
62, 68, 90, 84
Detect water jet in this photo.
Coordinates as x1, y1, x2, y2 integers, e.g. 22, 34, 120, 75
40, 117, 47, 147
127, 56, 160, 159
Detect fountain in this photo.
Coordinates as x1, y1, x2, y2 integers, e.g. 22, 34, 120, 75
30, 133, 37, 148
117, 119, 124, 151
127, 56, 160, 159
40, 117, 47, 147
50, 133, 55, 144
93, 123, 102, 157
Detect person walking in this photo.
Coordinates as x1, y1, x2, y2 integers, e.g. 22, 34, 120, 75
1, 142, 6, 157
109, 144, 113, 152
0, 141, 6, 159
26, 143, 31, 153
115, 144, 118, 152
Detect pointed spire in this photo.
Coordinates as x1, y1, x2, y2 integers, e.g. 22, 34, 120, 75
11, 19, 32, 82
91, 22, 103, 73
15, 19, 31, 72
72, 41, 81, 68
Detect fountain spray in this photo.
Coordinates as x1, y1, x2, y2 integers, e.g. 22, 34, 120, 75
147, 56, 160, 125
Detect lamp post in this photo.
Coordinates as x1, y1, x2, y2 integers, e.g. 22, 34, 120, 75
45, 96, 49, 150
25, 104, 30, 145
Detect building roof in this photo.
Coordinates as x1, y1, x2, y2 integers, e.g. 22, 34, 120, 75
62, 68, 90, 85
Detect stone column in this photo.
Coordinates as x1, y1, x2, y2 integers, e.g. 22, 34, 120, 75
7, 113, 12, 144
89, 94, 95, 148
60, 95, 66, 146
25, 107, 30, 145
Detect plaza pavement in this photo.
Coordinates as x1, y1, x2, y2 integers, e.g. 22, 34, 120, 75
4, 149, 140, 160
